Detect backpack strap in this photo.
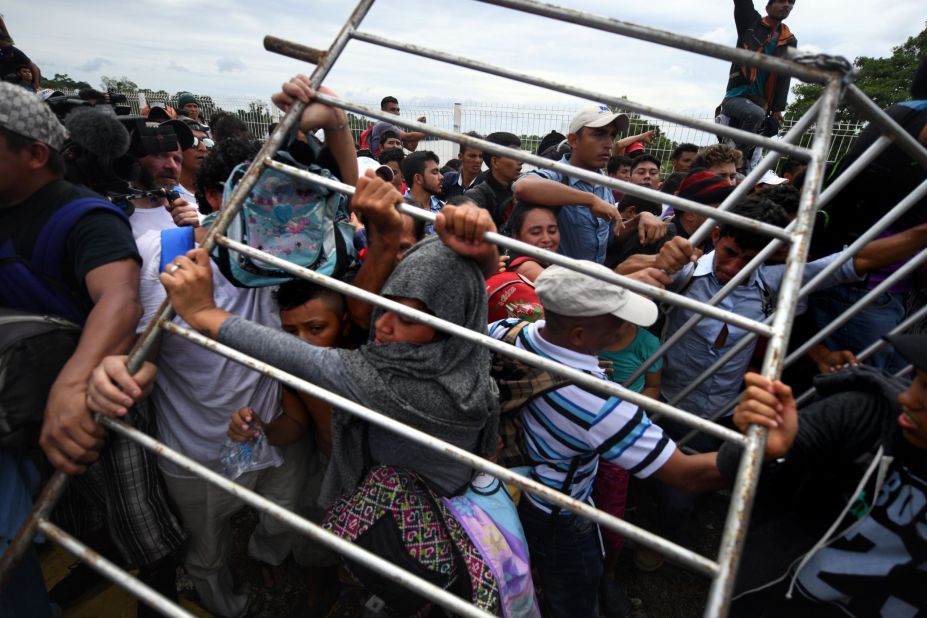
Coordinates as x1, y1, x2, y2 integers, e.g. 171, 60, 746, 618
0, 197, 128, 324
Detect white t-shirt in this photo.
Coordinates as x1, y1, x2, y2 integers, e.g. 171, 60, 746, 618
130, 205, 176, 240
135, 231, 283, 478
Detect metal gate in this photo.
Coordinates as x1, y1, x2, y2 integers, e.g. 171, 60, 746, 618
2, 1, 926, 616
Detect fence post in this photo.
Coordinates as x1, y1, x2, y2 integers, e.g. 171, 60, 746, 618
453, 102, 462, 133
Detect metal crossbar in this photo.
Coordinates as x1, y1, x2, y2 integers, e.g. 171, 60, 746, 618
3, 1, 925, 617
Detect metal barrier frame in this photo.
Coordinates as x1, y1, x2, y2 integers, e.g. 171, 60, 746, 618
3, 1, 926, 616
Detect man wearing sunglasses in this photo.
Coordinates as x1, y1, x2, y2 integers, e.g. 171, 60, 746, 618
160, 118, 213, 220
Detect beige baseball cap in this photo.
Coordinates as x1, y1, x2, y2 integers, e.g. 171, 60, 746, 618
534, 263, 657, 326
568, 103, 630, 135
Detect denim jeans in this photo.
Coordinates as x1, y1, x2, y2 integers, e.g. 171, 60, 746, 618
808, 285, 906, 372
721, 96, 767, 168
519, 498, 603, 618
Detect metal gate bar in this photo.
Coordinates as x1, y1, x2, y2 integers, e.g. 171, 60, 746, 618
152, 320, 719, 574
794, 303, 927, 406
665, 176, 927, 410
342, 31, 811, 160
5, 1, 912, 616
705, 77, 842, 616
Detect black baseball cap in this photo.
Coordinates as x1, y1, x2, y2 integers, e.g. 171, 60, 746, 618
885, 333, 927, 372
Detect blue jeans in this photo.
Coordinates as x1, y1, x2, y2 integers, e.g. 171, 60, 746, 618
519, 498, 603, 618
808, 285, 906, 372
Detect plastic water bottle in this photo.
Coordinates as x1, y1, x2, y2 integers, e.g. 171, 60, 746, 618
219, 426, 269, 480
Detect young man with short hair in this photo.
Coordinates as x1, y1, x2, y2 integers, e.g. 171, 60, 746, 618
368, 95, 427, 155
401, 150, 443, 232
513, 104, 627, 263
176, 92, 204, 122
629, 153, 662, 189
378, 146, 406, 191
670, 143, 699, 174
440, 131, 484, 200
464, 131, 522, 226
692, 143, 742, 185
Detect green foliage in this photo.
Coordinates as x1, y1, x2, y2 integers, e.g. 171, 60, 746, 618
41, 73, 92, 91
100, 75, 139, 92
785, 22, 927, 124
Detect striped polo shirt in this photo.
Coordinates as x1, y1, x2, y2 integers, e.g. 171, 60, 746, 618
489, 319, 676, 514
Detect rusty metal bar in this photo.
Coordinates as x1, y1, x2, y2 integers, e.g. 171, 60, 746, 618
152, 321, 721, 576
38, 520, 194, 618
265, 157, 776, 338
705, 78, 843, 617
347, 30, 812, 160
216, 230, 746, 446
0, 470, 69, 589
476, 0, 840, 85
92, 415, 494, 617
308, 91, 796, 243
264, 35, 325, 64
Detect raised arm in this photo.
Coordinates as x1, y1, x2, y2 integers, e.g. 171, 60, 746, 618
852, 222, 927, 275
514, 175, 620, 222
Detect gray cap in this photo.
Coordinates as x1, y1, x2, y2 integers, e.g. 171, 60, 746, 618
0, 82, 69, 150
534, 263, 658, 327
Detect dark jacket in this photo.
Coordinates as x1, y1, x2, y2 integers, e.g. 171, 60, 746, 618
725, 0, 797, 113
464, 172, 513, 228
717, 366, 926, 617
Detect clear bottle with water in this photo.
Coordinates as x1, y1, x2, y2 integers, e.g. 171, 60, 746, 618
219, 423, 270, 480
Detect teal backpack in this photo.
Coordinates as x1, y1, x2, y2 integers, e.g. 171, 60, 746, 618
205, 150, 357, 287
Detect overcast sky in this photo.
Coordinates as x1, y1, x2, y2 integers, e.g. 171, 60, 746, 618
4, 1, 925, 113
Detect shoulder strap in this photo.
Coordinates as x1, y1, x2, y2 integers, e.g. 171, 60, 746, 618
502, 320, 531, 345
32, 197, 128, 280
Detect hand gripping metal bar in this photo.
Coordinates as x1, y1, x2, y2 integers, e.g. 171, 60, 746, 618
0, 0, 379, 598
705, 78, 844, 618
307, 91, 796, 243
152, 321, 721, 576
622, 132, 893, 390
265, 156, 773, 338
665, 174, 927, 411
216, 221, 745, 446
793, 303, 927, 406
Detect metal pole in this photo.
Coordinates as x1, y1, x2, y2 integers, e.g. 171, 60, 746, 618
453, 102, 462, 133
265, 157, 775, 338
152, 321, 720, 576
705, 78, 843, 618
307, 92, 796, 242
91, 417, 494, 618
38, 520, 194, 618
347, 30, 811, 159
0, 470, 70, 588
622, 131, 893, 389
845, 84, 927, 173
784, 248, 927, 364
665, 175, 927, 410
793, 302, 927, 406
216, 231, 745, 446
128, 0, 377, 370
476, 0, 839, 85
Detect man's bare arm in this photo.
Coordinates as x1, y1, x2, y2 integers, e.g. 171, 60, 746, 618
40, 258, 142, 474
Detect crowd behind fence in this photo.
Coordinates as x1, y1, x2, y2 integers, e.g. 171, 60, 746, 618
94, 89, 864, 170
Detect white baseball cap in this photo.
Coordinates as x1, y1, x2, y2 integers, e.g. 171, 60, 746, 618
357, 156, 395, 182
568, 104, 630, 135
534, 263, 657, 326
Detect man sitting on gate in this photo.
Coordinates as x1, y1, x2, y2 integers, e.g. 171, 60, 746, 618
719, 0, 797, 171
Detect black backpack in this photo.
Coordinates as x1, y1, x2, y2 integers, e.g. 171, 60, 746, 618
0, 309, 80, 448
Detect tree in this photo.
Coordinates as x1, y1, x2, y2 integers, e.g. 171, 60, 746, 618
785, 22, 927, 124
100, 75, 139, 93
41, 73, 92, 92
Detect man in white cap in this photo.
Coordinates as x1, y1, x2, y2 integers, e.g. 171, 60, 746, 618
0, 81, 184, 616
514, 104, 628, 263
488, 263, 748, 618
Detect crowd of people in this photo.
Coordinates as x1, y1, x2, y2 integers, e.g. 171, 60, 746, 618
2, 1, 927, 617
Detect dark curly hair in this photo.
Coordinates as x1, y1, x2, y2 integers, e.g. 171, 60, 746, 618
194, 137, 259, 214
